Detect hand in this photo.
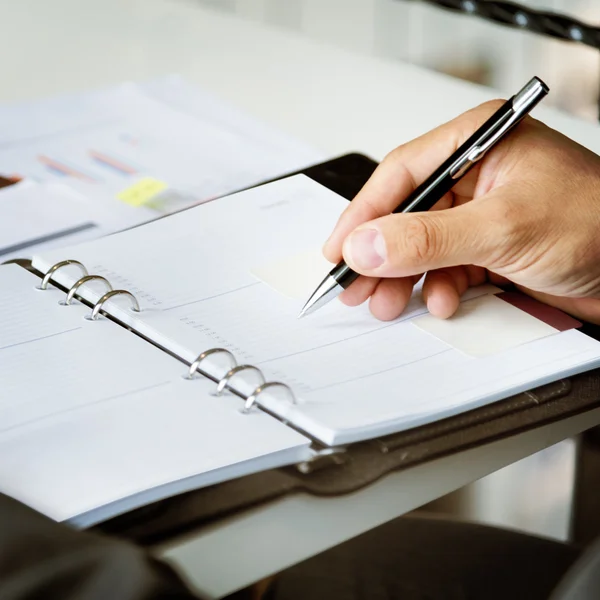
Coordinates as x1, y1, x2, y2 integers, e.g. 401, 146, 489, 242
323, 100, 600, 324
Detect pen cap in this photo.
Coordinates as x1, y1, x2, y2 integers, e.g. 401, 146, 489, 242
512, 77, 549, 115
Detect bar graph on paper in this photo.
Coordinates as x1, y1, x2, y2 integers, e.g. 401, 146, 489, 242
0, 116, 150, 187
88, 150, 139, 177
37, 155, 101, 182
33, 143, 143, 184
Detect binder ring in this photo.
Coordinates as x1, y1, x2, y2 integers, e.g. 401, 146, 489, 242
214, 365, 265, 397
186, 348, 237, 380
39, 260, 88, 290
243, 382, 296, 414
64, 275, 113, 306
88, 290, 140, 321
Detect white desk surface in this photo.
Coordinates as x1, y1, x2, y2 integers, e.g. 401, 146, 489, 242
2, 1, 600, 598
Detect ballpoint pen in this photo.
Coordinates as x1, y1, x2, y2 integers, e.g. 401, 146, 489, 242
299, 75, 549, 318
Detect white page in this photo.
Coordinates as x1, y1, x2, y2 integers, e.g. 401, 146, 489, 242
0, 377, 311, 526
0, 181, 118, 261
139, 75, 321, 169
0, 264, 185, 431
0, 263, 311, 522
31, 176, 600, 445
0, 264, 86, 350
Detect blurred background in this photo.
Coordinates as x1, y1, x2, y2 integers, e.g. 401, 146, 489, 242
188, 0, 600, 122
184, 0, 599, 543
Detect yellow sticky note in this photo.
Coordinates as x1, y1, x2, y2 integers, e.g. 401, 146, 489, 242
117, 178, 168, 207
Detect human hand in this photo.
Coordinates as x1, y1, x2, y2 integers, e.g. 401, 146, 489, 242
323, 101, 600, 324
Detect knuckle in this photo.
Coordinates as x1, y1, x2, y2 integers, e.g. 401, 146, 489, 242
383, 143, 407, 165
398, 216, 441, 265
461, 99, 505, 130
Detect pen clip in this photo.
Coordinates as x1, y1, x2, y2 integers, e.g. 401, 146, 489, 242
450, 77, 548, 180
450, 109, 515, 180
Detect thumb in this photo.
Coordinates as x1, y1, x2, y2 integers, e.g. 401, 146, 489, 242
342, 200, 501, 278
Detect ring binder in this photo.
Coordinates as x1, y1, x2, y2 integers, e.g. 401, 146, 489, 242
64, 275, 113, 306
39, 259, 88, 290
34, 257, 300, 422
214, 365, 265, 397
186, 348, 237, 380
88, 289, 141, 321
243, 381, 296, 414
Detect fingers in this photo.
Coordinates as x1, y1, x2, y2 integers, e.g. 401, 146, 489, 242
422, 266, 487, 318
422, 267, 469, 318
342, 199, 502, 279
323, 99, 506, 263
338, 275, 379, 307
369, 277, 417, 321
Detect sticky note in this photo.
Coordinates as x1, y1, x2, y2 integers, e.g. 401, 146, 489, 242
412, 294, 558, 357
117, 178, 168, 207
250, 248, 334, 301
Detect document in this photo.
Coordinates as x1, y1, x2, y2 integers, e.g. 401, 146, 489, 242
0, 77, 323, 221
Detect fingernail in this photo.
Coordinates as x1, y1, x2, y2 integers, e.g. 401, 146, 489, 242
346, 228, 386, 270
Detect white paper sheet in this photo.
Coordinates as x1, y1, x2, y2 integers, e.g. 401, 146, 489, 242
0, 78, 323, 222
0, 181, 117, 261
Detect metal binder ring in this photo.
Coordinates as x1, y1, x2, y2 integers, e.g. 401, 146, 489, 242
39, 260, 88, 290
186, 348, 237, 380
64, 275, 113, 306
243, 382, 296, 414
88, 290, 140, 321
214, 365, 265, 397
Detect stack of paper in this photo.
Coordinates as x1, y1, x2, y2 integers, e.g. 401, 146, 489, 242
0, 75, 323, 260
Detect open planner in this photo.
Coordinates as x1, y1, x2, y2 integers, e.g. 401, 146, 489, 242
3, 174, 600, 528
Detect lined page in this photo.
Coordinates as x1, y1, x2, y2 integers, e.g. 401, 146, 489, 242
0, 264, 83, 350
0, 283, 183, 434
31, 176, 600, 446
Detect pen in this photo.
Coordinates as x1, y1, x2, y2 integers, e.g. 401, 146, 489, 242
299, 76, 549, 318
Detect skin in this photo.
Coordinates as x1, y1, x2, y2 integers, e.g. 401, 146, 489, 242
323, 100, 600, 325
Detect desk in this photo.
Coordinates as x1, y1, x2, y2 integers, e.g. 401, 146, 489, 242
2, 1, 600, 598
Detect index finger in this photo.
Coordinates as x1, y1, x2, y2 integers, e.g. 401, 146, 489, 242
322, 99, 505, 263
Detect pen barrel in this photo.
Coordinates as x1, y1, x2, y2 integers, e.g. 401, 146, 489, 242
392, 100, 514, 215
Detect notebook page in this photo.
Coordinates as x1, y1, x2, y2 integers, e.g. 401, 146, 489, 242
0, 277, 183, 433
0, 264, 85, 349
259, 325, 600, 445
0, 377, 311, 526
0, 264, 310, 522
